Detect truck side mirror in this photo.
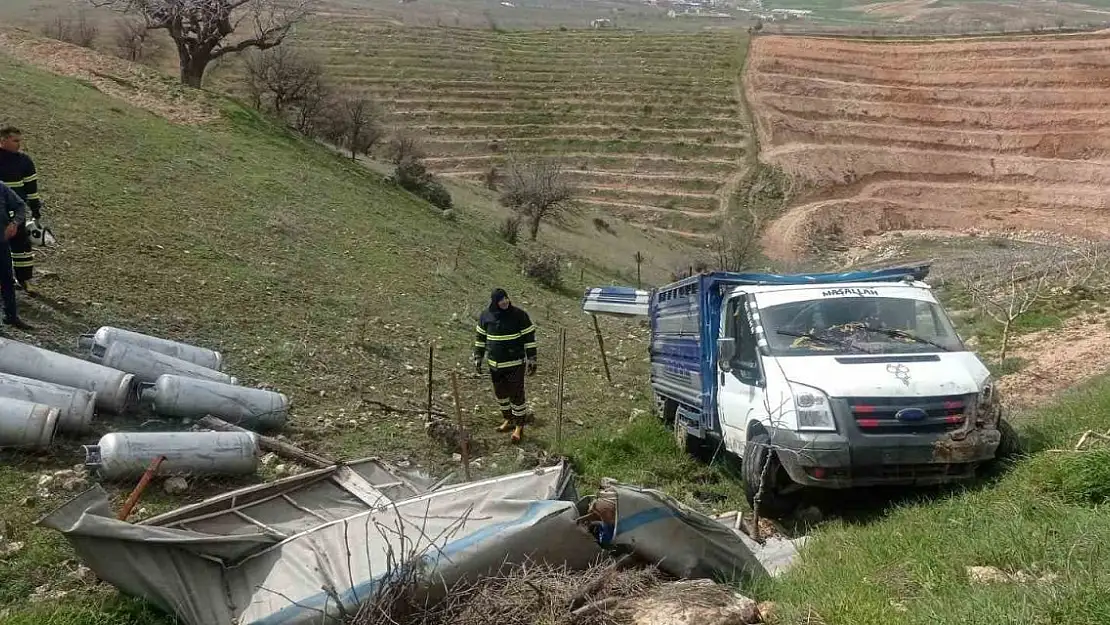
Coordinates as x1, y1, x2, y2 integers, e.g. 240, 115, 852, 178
717, 337, 735, 371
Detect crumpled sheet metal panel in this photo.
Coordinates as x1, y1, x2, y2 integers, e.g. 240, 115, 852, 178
38, 486, 278, 625
38, 464, 600, 625
607, 484, 769, 584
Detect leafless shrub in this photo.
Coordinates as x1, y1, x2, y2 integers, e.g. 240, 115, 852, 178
961, 245, 1110, 363
388, 131, 426, 166
498, 157, 577, 242
498, 215, 521, 245
243, 46, 325, 116
519, 249, 564, 289
91, 0, 313, 87
113, 17, 155, 61
481, 166, 500, 191
42, 12, 99, 48
711, 217, 759, 273
349, 556, 664, 625
334, 95, 384, 159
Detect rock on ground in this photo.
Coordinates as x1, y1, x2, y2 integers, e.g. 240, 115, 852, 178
623, 579, 762, 625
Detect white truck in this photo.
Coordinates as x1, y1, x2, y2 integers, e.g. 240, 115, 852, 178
583, 264, 1011, 515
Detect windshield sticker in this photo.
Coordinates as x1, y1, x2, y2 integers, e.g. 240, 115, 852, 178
821, 287, 880, 297
886, 363, 911, 386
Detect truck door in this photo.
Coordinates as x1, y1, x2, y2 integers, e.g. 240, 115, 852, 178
717, 294, 767, 457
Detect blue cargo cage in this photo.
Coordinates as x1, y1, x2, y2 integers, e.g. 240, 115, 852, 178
581, 263, 932, 440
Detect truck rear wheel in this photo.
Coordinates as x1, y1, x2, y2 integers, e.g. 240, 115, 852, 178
743, 433, 793, 518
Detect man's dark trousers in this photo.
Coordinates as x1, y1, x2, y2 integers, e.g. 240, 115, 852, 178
0, 238, 17, 320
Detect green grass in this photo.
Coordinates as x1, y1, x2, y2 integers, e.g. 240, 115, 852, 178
0, 48, 668, 622
758, 374, 1110, 625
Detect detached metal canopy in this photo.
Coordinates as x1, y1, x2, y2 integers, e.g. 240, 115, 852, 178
39, 462, 600, 625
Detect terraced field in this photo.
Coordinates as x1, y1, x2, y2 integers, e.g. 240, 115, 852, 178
745, 32, 1110, 260
298, 20, 751, 237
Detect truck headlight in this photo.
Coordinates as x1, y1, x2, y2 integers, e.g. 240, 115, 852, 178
789, 382, 836, 431
977, 378, 1000, 425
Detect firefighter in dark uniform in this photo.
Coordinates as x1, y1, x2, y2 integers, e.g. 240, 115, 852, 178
0, 127, 43, 292
473, 288, 537, 443
0, 182, 31, 329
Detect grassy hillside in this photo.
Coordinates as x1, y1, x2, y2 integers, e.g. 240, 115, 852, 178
0, 45, 750, 623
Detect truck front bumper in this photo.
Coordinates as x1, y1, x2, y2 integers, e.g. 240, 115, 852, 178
769, 425, 1002, 489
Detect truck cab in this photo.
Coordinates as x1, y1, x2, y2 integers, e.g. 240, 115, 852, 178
583, 264, 1006, 515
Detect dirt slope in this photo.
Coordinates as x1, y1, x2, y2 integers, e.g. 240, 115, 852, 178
745, 33, 1110, 261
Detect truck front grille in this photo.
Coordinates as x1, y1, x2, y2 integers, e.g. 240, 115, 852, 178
845, 394, 973, 435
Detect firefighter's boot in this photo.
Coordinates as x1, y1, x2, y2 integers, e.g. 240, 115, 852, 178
496, 419, 513, 433
511, 425, 524, 444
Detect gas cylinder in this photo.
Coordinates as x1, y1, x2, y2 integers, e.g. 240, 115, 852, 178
78, 326, 223, 371
84, 431, 261, 480
0, 373, 96, 434
0, 338, 134, 414
140, 374, 289, 430
90, 341, 237, 386
0, 398, 60, 449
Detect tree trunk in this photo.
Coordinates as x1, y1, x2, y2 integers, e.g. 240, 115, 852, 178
998, 320, 1013, 365
529, 215, 541, 241
178, 49, 211, 88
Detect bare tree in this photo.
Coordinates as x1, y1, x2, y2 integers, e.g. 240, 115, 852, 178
42, 11, 100, 48
963, 260, 1054, 364
90, 0, 313, 88
243, 45, 323, 115
114, 17, 156, 62
387, 131, 425, 166
292, 75, 330, 136
322, 94, 383, 159
498, 157, 577, 241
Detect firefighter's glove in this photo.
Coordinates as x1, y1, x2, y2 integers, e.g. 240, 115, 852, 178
526, 358, 537, 376
473, 355, 483, 375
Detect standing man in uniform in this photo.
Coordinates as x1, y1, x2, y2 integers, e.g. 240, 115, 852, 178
0, 182, 31, 330
473, 288, 537, 444
0, 127, 43, 293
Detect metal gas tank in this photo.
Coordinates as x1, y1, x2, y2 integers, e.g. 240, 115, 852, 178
0, 372, 96, 434
0, 398, 60, 449
86, 431, 261, 480
91, 341, 237, 386
79, 326, 223, 371
0, 338, 134, 414
142, 374, 289, 431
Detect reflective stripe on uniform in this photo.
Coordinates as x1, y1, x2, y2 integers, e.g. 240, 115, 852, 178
488, 359, 524, 369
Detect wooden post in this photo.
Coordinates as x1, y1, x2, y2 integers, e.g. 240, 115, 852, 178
450, 371, 472, 482
634, 251, 644, 289
118, 455, 166, 521
555, 327, 568, 453
425, 344, 435, 426
591, 313, 611, 383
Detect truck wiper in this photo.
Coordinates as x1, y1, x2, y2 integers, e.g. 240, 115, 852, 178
775, 329, 872, 354
857, 326, 952, 352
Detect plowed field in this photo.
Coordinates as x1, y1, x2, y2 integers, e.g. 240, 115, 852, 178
745, 33, 1110, 260
297, 20, 751, 238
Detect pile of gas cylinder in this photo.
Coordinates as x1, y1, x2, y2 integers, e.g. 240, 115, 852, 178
0, 327, 290, 481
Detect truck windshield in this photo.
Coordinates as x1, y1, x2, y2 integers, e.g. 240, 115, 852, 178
759, 296, 965, 356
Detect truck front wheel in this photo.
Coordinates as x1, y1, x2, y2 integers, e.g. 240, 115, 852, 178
743, 433, 793, 518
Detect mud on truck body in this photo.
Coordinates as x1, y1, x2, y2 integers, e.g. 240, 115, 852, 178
583, 264, 1010, 515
